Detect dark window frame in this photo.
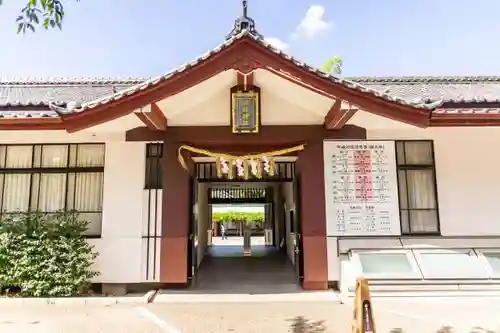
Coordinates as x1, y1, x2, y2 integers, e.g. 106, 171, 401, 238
145, 143, 163, 190
0, 143, 105, 238
395, 140, 440, 235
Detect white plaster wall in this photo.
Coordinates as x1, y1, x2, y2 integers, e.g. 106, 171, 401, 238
368, 126, 500, 237
0, 131, 153, 283
141, 189, 162, 282
0, 130, 124, 143
142, 190, 162, 238
325, 121, 500, 282
90, 141, 146, 283
94, 143, 164, 283
255, 69, 333, 125
327, 237, 340, 281
155, 68, 337, 127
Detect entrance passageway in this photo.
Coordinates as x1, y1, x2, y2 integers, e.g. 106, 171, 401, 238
193, 236, 299, 293
184, 160, 304, 293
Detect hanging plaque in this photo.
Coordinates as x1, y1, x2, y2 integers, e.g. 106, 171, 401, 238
231, 91, 259, 133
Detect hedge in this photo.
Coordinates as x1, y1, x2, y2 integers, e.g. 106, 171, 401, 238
0, 211, 99, 297
212, 211, 264, 223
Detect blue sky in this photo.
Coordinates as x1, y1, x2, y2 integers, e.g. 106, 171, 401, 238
0, 0, 499, 78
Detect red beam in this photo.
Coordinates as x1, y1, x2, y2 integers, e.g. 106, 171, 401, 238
236, 71, 255, 90
324, 100, 357, 129
324, 99, 342, 129
431, 113, 500, 126
125, 124, 367, 143
0, 117, 66, 130
134, 103, 168, 131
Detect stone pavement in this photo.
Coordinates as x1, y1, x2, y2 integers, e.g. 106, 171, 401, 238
2, 296, 500, 332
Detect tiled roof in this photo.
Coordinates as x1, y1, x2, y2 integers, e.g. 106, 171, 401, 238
2, 74, 500, 114
2, 38, 500, 114
0, 79, 143, 108
48, 30, 439, 114
353, 76, 500, 104
433, 108, 500, 114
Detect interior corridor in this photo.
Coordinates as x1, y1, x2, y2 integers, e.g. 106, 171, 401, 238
185, 160, 303, 293
193, 236, 299, 294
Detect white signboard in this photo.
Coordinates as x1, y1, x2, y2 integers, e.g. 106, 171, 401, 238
323, 140, 401, 236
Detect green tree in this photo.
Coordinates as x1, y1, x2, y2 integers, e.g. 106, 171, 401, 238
321, 56, 343, 76
0, 0, 77, 33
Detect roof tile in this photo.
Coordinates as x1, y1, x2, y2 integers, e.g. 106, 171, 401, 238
1, 39, 500, 113
434, 108, 500, 114
51, 30, 438, 114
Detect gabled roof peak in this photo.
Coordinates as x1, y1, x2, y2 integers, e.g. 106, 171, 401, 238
226, 0, 263, 40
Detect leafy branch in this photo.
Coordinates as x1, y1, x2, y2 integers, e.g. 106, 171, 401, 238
0, 0, 79, 33
321, 56, 343, 76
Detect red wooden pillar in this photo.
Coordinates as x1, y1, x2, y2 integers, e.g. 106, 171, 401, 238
159, 141, 189, 284
297, 139, 329, 290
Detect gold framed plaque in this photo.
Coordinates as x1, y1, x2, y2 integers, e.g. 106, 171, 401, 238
231, 90, 259, 134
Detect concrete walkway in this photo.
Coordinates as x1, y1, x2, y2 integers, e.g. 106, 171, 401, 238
6, 297, 500, 332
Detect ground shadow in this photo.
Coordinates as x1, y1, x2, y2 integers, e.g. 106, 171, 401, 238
287, 316, 327, 332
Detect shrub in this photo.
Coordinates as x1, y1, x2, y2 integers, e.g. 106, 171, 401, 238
0, 211, 99, 297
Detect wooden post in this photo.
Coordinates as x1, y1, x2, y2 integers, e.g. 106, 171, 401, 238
352, 278, 376, 333
243, 225, 251, 256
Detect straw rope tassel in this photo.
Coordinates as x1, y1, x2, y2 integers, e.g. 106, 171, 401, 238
256, 160, 263, 179
216, 158, 222, 178
269, 158, 276, 176
176, 144, 307, 179
178, 149, 188, 170
243, 160, 250, 180
227, 159, 234, 179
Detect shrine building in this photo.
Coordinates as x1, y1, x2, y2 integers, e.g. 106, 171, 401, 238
2, 4, 500, 295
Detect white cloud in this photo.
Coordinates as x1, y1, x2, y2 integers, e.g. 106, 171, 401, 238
264, 37, 289, 51
292, 5, 332, 39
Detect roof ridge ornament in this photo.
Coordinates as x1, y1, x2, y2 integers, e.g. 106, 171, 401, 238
226, 0, 263, 40
49, 100, 82, 115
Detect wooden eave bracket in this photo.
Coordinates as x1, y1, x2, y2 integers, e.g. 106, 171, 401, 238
324, 99, 356, 129
134, 103, 168, 131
